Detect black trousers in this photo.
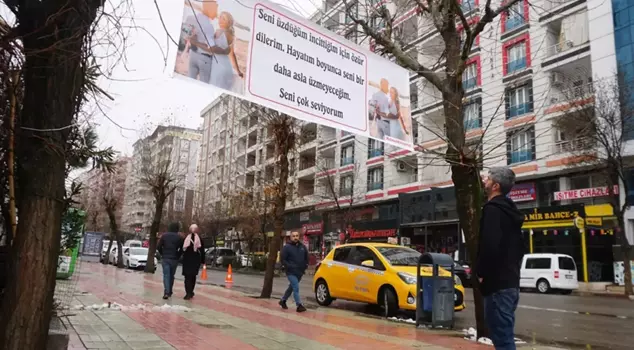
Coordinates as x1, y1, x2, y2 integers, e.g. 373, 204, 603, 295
184, 274, 197, 296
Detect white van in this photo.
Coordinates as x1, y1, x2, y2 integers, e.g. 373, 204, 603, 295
520, 253, 579, 294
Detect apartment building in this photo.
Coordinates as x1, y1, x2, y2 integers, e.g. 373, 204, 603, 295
121, 126, 201, 233
196, 0, 629, 280
76, 157, 130, 232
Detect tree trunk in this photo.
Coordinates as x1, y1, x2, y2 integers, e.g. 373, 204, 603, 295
0, 1, 101, 347
145, 196, 165, 273
261, 118, 292, 298
104, 237, 114, 265
613, 205, 633, 296
7, 70, 19, 243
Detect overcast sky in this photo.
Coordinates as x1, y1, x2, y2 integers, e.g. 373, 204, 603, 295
89, 0, 323, 156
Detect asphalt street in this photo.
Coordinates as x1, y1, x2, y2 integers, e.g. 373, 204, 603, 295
169, 267, 633, 349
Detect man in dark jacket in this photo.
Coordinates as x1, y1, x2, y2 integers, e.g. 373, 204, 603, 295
477, 167, 526, 350
157, 222, 183, 300
279, 231, 308, 312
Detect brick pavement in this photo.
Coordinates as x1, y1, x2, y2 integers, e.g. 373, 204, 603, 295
65, 263, 550, 349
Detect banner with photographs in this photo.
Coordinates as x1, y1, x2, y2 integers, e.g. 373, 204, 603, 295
174, 0, 414, 150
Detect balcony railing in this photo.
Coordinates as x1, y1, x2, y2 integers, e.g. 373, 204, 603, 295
300, 161, 316, 170
320, 158, 336, 170
367, 181, 384, 191
341, 156, 354, 166
553, 138, 593, 153
507, 57, 527, 74
368, 148, 384, 158
508, 102, 531, 119
509, 150, 533, 164
339, 187, 353, 196
389, 175, 418, 187
463, 77, 477, 90
505, 15, 525, 32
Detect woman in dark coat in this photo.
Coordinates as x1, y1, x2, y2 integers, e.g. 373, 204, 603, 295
182, 224, 205, 300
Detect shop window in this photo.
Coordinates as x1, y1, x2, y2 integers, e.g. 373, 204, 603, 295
538, 179, 560, 207
506, 127, 535, 165
505, 83, 534, 119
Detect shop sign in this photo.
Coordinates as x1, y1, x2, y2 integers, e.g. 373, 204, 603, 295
586, 217, 603, 226
522, 205, 584, 227
350, 229, 397, 239
299, 211, 310, 222
554, 185, 619, 201
302, 222, 324, 235
508, 183, 536, 202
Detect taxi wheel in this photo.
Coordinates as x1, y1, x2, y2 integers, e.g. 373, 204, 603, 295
314, 279, 333, 306
381, 287, 398, 318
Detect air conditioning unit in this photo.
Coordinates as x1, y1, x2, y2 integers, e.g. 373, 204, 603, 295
397, 161, 407, 172
550, 72, 565, 86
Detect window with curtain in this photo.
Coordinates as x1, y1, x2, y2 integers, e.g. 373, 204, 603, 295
463, 101, 481, 130
340, 175, 353, 196
463, 63, 478, 90
341, 145, 354, 165
507, 127, 535, 164
505, 1, 525, 31
368, 139, 384, 158
506, 84, 533, 118
367, 167, 384, 191
506, 41, 527, 73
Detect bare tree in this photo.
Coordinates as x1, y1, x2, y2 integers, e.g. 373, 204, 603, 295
338, 0, 524, 335
225, 190, 271, 264
138, 140, 182, 274
555, 76, 634, 296
103, 183, 123, 268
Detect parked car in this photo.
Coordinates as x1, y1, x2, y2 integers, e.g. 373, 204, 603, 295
205, 247, 236, 267
123, 240, 143, 248
122, 247, 156, 272
520, 253, 579, 294
441, 261, 472, 288
313, 243, 466, 317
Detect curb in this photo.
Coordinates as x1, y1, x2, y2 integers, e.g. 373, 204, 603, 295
572, 291, 631, 299
207, 266, 281, 277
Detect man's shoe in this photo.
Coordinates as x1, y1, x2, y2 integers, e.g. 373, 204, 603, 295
279, 300, 288, 310
162, 294, 169, 300
296, 304, 307, 313
184, 294, 192, 300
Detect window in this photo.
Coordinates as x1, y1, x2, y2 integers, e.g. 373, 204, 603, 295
368, 139, 384, 158
506, 84, 533, 119
505, 1, 525, 32
558, 257, 576, 271
340, 175, 353, 196
537, 179, 560, 207
463, 63, 478, 90
349, 246, 385, 270
341, 145, 354, 165
463, 101, 481, 130
525, 258, 551, 269
507, 127, 535, 164
461, 0, 476, 13
367, 167, 384, 191
333, 247, 352, 262
506, 41, 527, 74
410, 82, 419, 109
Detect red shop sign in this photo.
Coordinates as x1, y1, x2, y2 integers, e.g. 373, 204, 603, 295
350, 229, 397, 239
508, 183, 536, 202
302, 222, 324, 235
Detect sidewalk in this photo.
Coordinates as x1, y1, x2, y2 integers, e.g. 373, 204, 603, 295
64, 263, 563, 349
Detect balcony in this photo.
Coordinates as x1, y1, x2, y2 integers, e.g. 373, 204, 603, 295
542, 10, 589, 69
341, 156, 354, 166
368, 148, 384, 158
544, 59, 593, 114
389, 173, 418, 188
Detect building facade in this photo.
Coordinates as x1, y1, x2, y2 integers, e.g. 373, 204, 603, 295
76, 157, 130, 232
196, 0, 630, 281
122, 126, 201, 233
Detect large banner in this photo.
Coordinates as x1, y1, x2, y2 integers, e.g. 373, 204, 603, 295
174, 0, 414, 150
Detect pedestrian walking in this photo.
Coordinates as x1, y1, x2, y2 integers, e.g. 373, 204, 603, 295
157, 222, 184, 300
182, 224, 205, 300
279, 231, 308, 312
476, 167, 526, 350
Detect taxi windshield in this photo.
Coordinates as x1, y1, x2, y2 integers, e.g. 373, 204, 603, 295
376, 247, 421, 266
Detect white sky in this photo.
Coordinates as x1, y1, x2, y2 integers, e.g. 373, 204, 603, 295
90, 0, 323, 156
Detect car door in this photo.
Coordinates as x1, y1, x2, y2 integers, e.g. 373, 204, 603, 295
323, 246, 353, 300
346, 246, 385, 303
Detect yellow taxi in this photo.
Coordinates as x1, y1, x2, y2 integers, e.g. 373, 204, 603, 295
313, 243, 466, 316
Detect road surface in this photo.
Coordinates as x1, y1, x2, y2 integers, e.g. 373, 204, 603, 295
173, 267, 633, 349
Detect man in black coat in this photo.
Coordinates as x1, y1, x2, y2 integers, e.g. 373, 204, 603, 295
181, 224, 205, 300
157, 222, 183, 300
477, 167, 526, 350
279, 231, 308, 312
